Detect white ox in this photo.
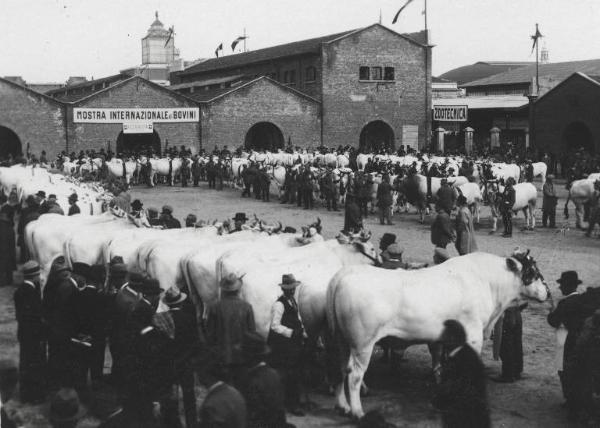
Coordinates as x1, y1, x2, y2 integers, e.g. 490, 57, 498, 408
491, 163, 521, 183
455, 182, 483, 223
232, 238, 379, 339
144, 158, 182, 187
106, 158, 138, 185
488, 182, 537, 231
326, 250, 549, 418
180, 232, 309, 325
564, 178, 598, 229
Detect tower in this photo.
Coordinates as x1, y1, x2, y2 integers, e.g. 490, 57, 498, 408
141, 11, 178, 65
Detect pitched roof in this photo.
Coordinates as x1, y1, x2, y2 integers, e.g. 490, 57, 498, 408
47, 74, 129, 102
0, 76, 65, 105
179, 24, 427, 78
184, 76, 320, 104
180, 29, 359, 76
439, 61, 534, 85
462, 58, 600, 87
535, 72, 600, 104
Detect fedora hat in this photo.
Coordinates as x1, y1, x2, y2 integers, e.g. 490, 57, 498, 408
379, 233, 396, 249
36, 190, 46, 198
68, 193, 78, 202
232, 212, 248, 222
49, 388, 86, 423
162, 286, 187, 306
557, 271, 582, 287
279, 274, 301, 290
131, 199, 143, 210
22, 260, 40, 279
220, 274, 242, 292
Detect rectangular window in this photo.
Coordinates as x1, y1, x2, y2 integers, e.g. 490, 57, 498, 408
289, 70, 296, 84
283, 71, 289, 83
384, 67, 395, 81
305, 66, 316, 82
371, 66, 383, 80
359, 66, 370, 80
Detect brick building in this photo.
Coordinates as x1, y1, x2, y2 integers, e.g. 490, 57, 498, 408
173, 23, 432, 151
534, 72, 600, 156
0, 77, 66, 159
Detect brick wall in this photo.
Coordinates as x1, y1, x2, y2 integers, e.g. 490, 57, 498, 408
0, 79, 66, 159
535, 74, 600, 154
201, 78, 321, 150
177, 54, 323, 100
321, 25, 430, 149
67, 78, 201, 154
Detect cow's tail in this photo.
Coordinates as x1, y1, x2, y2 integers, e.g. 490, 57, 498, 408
181, 256, 206, 324
564, 191, 571, 219
326, 269, 346, 338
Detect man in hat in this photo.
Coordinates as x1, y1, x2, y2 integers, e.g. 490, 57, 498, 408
67, 193, 80, 216
548, 271, 589, 418
14, 261, 47, 403
130, 199, 143, 217
45, 194, 65, 215
109, 271, 142, 388
268, 274, 307, 416
431, 208, 454, 264
432, 319, 490, 428
455, 194, 477, 255
159, 205, 181, 229
36, 190, 48, 214
501, 177, 516, 237
343, 193, 363, 234
230, 212, 248, 233
238, 331, 291, 428
160, 286, 202, 428
207, 274, 255, 382
376, 174, 394, 224
542, 174, 558, 228
49, 387, 86, 428
43, 256, 77, 389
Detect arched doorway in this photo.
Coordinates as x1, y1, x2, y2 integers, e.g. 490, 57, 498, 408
244, 122, 284, 151
0, 126, 22, 159
359, 120, 395, 152
116, 130, 161, 155
562, 121, 594, 154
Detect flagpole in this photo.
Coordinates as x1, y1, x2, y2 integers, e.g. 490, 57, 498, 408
424, 0, 428, 34
243, 28, 247, 52
535, 23, 539, 94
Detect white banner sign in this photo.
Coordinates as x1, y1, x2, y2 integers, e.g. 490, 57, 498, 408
73, 107, 199, 123
433, 105, 468, 122
123, 122, 153, 134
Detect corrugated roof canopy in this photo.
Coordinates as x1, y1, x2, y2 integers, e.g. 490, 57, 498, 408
462, 58, 600, 87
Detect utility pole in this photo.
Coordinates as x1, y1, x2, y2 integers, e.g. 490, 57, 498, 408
535, 23, 540, 94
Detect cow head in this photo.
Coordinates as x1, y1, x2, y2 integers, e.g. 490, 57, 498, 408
506, 248, 549, 302
337, 230, 380, 266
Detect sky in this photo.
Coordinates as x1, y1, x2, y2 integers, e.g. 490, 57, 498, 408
2, 0, 600, 83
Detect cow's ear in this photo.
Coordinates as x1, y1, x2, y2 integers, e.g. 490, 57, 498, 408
506, 257, 520, 273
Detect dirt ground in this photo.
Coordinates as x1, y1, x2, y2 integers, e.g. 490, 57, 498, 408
1, 177, 599, 427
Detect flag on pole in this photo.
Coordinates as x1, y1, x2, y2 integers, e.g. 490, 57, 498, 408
392, 0, 415, 24
164, 25, 174, 47
530, 24, 543, 54
215, 43, 223, 57
231, 36, 247, 52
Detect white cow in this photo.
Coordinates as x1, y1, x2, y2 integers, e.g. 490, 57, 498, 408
327, 250, 549, 418
106, 158, 138, 185
489, 182, 538, 231
564, 178, 598, 229
455, 182, 483, 223
144, 158, 182, 187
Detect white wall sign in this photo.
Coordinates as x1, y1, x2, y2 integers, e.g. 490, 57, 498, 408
123, 122, 153, 134
73, 107, 199, 123
433, 105, 468, 122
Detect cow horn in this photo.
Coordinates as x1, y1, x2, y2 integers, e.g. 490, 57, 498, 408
274, 221, 283, 233
317, 217, 321, 227
212, 219, 218, 225
259, 220, 265, 231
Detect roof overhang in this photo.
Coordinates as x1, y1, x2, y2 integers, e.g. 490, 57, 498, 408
433, 95, 529, 110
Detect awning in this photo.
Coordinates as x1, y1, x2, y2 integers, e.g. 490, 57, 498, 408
433, 95, 529, 110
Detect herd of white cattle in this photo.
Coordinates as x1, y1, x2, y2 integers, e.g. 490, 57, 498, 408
0, 162, 560, 417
